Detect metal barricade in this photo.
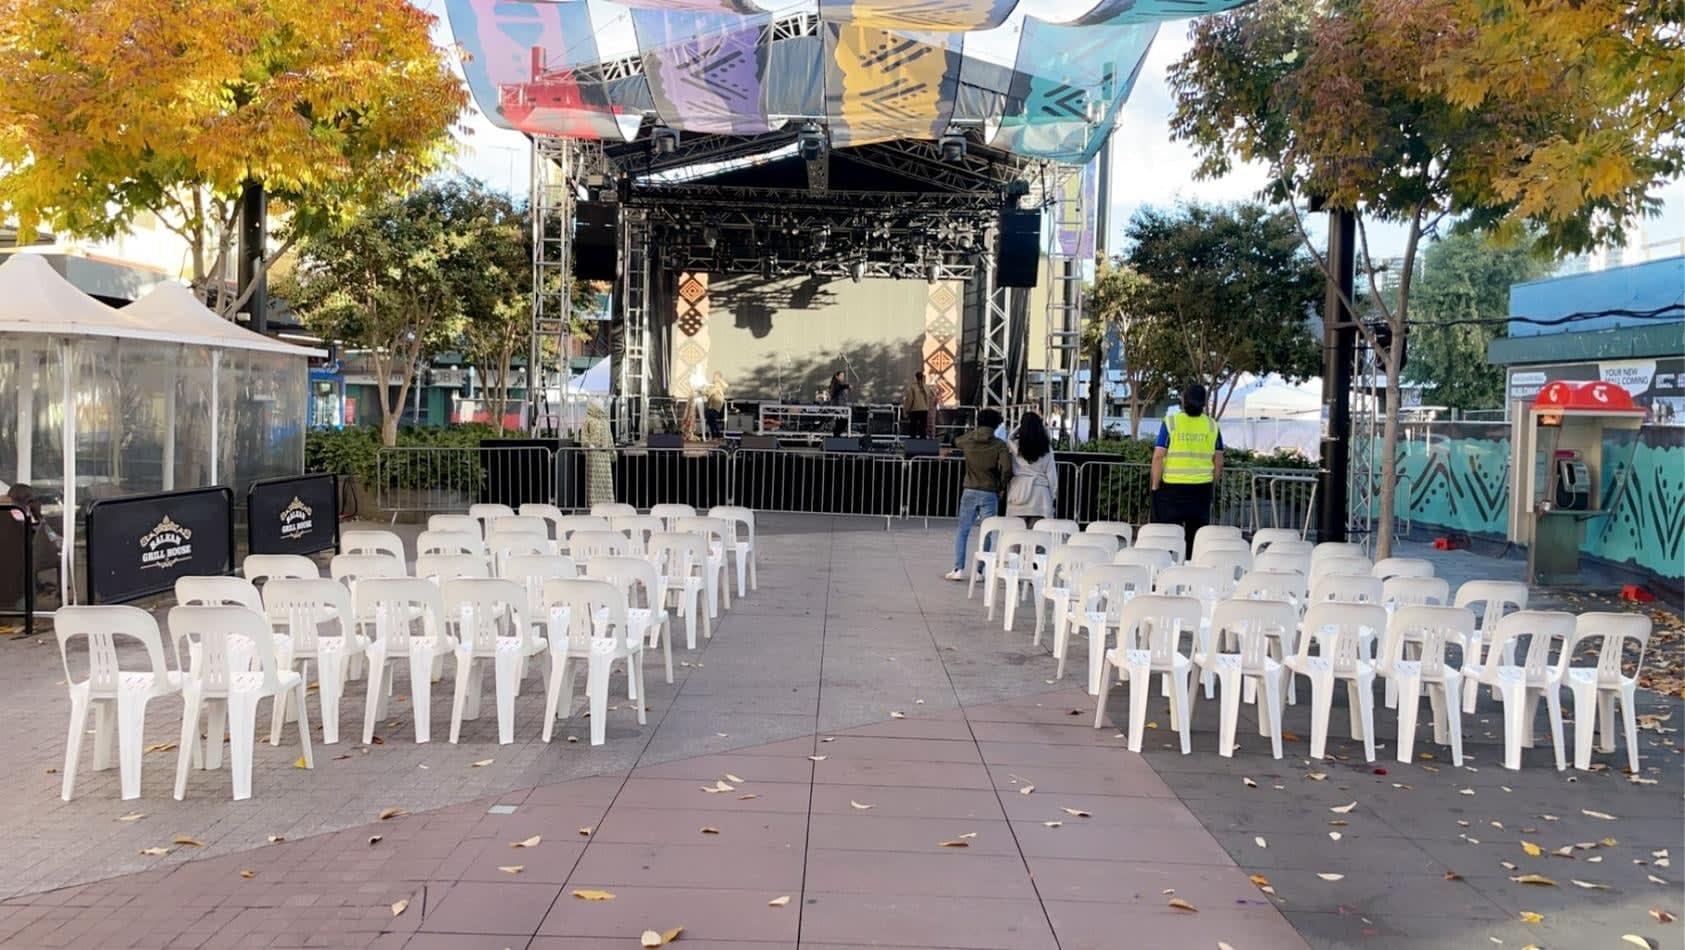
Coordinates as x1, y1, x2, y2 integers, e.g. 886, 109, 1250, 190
556, 445, 730, 513
904, 455, 964, 522
375, 445, 555, 516
1072, 460, 1152, 525
733, 448, 903, 525
1250, 470, 1318, 537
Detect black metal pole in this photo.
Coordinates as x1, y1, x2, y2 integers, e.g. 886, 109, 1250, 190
1317, 208, 1356, 542
237, 181, 268, 333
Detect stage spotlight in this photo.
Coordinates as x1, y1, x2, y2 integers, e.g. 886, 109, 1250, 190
702, 226, 718, 250
762, 256, 776, 279
926, 263, 940, 285
850, 260, 865, 283
939, 132, 966, 163
797, 122, 827, 162
652, 127, 679, 155
1005, 179, 1030, 208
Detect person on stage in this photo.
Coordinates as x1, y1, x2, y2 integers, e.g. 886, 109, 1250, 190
703, 371, 728, 440
1005, 411, 1056, 525
902, 371, 932, 438
1150, 382, 1224, 560
946, 408, 1013, 581
828, 369, 851, 437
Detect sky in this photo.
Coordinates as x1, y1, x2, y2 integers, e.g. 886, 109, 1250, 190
428, 8, 1685, 263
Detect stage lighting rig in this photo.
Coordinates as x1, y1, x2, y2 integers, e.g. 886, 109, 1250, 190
849, 260, 866, 283
939, 132, 967, 163
796, 122, 827, 162
651, 127, 679, 155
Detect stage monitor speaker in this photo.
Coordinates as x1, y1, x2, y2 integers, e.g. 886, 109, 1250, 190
902, 438, 939, 458
575, 201, 619, 281
823, 437, 861, 454
647, 433, 683, 449
740, 435, 779, 451
996, 209, 1041, 288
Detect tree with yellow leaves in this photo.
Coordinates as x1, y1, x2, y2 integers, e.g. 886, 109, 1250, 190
0, 0, 467, 315
1170, 0, 1684, 556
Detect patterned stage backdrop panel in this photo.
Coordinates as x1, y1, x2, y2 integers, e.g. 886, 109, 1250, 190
673, 271, 712, 397
922, 280, 960, 406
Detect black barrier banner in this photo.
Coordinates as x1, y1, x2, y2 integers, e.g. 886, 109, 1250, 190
248, 474, 339, 557
87, 486, 234, 604
0, 503, 37, 634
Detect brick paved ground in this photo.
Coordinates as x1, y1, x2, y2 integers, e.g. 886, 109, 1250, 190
0, 515, 1678, 948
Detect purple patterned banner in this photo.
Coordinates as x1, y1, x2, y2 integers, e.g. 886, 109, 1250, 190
633, 11, 773, 135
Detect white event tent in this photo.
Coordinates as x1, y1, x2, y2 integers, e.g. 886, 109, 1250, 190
0, 253, 322, 602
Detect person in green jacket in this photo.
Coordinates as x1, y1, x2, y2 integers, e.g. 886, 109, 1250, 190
947, 408, 1014, 580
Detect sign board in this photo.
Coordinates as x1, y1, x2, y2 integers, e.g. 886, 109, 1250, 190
86, 487, 234, 604
247, 474, 339, 557
1508, 356, 1684, 424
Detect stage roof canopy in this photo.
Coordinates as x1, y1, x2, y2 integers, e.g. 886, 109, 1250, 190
446, 0, 1245, 165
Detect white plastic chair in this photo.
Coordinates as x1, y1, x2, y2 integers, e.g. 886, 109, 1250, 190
555, 515, 612, 553
1155, 564, 1227, 697
709, 505, 759, 596
968, 515, 1024, 599
650, 532, 710, 648
491, 534, 555, 574
169, 606, 312, 801
504, 553, 578, 678
542, 578, 645, 746
1058, 562, 1151, 694
649, 503, 697, 529
1565, 612, 1651, 772
518, 503, 567, 540
1084, 521, 1133, 548
612, 514, 666, 556
675, 515, 734, 617
1112, 547, 1172, 585
1037, 519, 1080, 543
468, 503, 516, 534
1311, 541, 1366, 566
1191, 525, 1243, 561
1382, 605, 1475, 766
1288, 602, 1384, 761
1267, 539, 1315, 561
54, 606, 183, 801
1464, 610, 1573, 770
428, 513, 481, 536
174, 576, 272, 675
1135, 523, 1185, 548
1234, 570, 1307, 705
589, 555, 672, 684
1196, 598, 1296, 759
1309, 573, 1383, 606
1133, 535, 1185, 566
1373, 557, 1434, 581
570, 529, 633, 569
357, 578, 454, 744
416, 530, 485, 559
491, 515, 551, 541
1193, 543, 1252, 594
590, 502, 639, 519
330, 552, 406, 586
989, 529, 1052, 631
261, 578, 364, 745
1250, 528, 1301, 557
243, 554, 320, 586
1382, 575, 1450, 609
1255, 550, 1309, 575
1455, 580, 1529, 677
340, 529, 405, 562
1092, 594, 1202, 754
415, 553, 490, 583
1312, 555, 1374, 582
443, 577, 534, 745
1065, 533, 1119, 558
1036, 544, 1105, 649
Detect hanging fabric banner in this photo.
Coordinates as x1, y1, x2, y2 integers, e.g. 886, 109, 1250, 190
818, 0, 1018, 31
633, 11, 774, 135
825, 25, 963, 147
990, 17, 1156, 163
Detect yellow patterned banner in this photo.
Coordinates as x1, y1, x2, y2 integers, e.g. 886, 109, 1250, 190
826, 25, 960, 147
819, 0, 1017, 31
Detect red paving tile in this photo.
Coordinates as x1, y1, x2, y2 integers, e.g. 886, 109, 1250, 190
0, 686, 1309, 949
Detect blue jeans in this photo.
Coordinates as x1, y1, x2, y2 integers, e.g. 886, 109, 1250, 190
954, 489, 999, 571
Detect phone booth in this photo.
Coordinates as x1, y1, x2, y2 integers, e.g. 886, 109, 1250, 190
1515, 381, 1646, 585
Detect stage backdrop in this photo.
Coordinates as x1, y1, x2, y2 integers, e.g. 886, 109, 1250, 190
668, 272, 961, 406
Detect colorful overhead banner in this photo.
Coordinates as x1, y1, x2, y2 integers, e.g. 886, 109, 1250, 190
989, 18, 1157, 163
825, 25, 962, 147
818, 0, 1018, 31
634, 11, 774, 134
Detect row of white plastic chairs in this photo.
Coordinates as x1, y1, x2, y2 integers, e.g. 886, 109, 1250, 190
966, 519, 1652, 774
53, 503, 758, 803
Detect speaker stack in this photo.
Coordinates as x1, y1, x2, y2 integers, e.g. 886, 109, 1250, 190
995, 208, 1041, 289
574, 202, 619, 281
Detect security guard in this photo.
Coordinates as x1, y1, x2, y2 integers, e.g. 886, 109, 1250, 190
1151, 383, 1224, 560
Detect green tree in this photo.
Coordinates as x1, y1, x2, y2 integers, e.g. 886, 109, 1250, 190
1085, 261, 1177, 440
1169, 0, 1683, 555
0, 0, 465, 315
1123, 202, 1322, 417
1405, 233, 1546, 411
279, 179, 502, 446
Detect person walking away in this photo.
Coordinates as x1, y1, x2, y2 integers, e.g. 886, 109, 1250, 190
582, 398, 616, 507
902, 371, 931, 438
827, 369, 852, 437
947, 408, 1014, 581
703, 371, 728, 440
1005, 411, 1056, 525
1150, 383, 1223, 560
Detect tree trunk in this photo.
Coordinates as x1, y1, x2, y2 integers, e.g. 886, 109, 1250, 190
381, 412, 401, 448
1087, 341, 1104, 443
1376, 367, 1401, 558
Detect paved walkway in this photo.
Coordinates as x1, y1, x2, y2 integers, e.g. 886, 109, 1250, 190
0, 515, 1678, 949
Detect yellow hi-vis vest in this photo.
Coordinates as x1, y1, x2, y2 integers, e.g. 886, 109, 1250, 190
1163, 412, 1218, 485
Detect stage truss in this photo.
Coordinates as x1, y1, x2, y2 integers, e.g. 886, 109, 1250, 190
529, 130, 1092, 438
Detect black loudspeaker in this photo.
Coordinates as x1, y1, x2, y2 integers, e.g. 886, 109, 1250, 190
575, 202, 619, 281
902, 438, 939, 458
740, 435, 779, 451
823, 437, 861, 453
647, 433, 683, 449
996, 208, 1041, 288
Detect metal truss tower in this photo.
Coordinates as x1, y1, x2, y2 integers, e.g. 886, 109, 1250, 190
617, 208, 652, 442
978, 219, 1013, 411
1042, 163, 1086, 440
1349, 339, 1381, 552
529, 136, 594, 434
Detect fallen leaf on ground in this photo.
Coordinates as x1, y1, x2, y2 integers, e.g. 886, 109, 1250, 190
1249, 874, 1271, 888
891, 712, 906, 719
768, 896, 791, 907
701, 781, 735, 793
1219, 943, 1236, 950
725, 773, 744, 784
1651, 909, 1676, 923
1519, 911, 1543, 924
1019, 784, 1035, 795
700, 827, 720, 835
737, 794, 758, 800
1620, 937, 1651, 949
172, 836, 205, 848
1330, 802, 1357, 814
368, 836, 383, 846
938, 839, 970, 848
1502, 861, 1519, 871
661, 927, 684, 944
472, 759, 494, 768
377, 807, 407, 821
1329, 832, 1343, 841
1281, 731, 1300, 742
139, 847, 169, 856
239, 870, 255, 879
144, 743, 177, 754
498, 866, 524, 874
1168, 897, 1197, 912
1329, 820, 1349, 827
1554, 845, 1576, 857
820, 737, 834, 742
1042, 821, 1062, 828
1458, 788, 1475, 796
578, 827, 592, 837
1582, 809, 1617, 821
1316, 873, 1344, 881
1061, 808, 1091, 818
1510, 874, 1557, 886
1570, 879, 1609, 890
1443, 871, 1462, 881
572, 890, 616, 901
808, 756, 827, 762
1306, 771, 1327, 781
116, 813, 144, 823
642, 932, 663, 948
958, 832, 978, 839
1522, 841, 1543, 857
1243, 777, 1257, 788
1648, 874, 1668, 885
292, 757, 308, 769
512, 835, 542, 848
391, 900, 408, 917
849, 801, 872, 810
266, 836, 284, 844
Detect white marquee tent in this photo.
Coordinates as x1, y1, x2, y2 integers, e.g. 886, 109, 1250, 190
0, 253, 321, 603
